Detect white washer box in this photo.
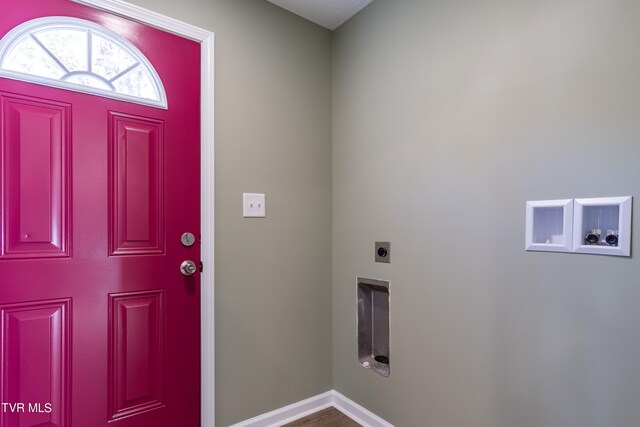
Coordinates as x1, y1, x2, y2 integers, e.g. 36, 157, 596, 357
525, 199, 574, 253
572, 197, 632, 256
526, 196, 632, 256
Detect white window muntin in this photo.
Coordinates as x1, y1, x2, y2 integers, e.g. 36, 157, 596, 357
0, 17, 167, 109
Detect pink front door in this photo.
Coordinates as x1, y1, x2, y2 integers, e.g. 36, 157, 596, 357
0, 1, 201, 426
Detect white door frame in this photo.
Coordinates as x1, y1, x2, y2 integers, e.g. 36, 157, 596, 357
71, 0, 215, 425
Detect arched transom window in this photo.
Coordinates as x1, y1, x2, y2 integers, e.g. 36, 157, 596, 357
0, 17, 167, 108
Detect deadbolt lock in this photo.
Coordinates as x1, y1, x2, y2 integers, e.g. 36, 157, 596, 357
181, 232, 196, 247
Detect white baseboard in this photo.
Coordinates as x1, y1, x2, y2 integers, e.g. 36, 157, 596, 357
228, 390, 393, 427
332, 390, 394, 427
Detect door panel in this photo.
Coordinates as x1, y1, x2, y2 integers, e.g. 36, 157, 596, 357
109, 112, 164, 256
1, 299, 70, 427
1, 94, 70, 259
0, 1, 201, 426
108, 290, 164, 421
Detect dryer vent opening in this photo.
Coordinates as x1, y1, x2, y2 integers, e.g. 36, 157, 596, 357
357, 277, 390, 377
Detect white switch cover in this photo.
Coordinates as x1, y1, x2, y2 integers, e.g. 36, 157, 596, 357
243, 193, 266, 218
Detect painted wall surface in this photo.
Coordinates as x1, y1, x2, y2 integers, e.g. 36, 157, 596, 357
125, 0, 332, 425
332, 1, 640, 426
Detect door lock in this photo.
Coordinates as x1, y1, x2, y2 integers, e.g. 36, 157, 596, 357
180, 260, 197, 276
181, 232, 196, 247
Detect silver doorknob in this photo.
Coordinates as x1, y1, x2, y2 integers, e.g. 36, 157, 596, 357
180, 260, 197, 276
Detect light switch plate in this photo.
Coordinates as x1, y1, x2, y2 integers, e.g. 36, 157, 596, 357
243, 193, 266, 217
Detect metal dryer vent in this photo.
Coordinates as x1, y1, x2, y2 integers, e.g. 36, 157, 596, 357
357, 277, 390, 377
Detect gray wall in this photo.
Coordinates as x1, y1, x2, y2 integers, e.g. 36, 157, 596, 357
125, 1, 333, 425
333, 0, 640, 426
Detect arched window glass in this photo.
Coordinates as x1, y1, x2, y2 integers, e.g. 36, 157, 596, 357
0, 17, 167, 108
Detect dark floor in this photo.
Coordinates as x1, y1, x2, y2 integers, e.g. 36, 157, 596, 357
282, 407, 362, 427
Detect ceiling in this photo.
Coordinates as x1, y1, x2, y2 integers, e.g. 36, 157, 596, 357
265, 0, 374, 31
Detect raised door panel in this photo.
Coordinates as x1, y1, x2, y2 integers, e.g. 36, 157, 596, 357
1, 94, 70, 259
0, 299, 71, 427
108, 290, 164, 420
108, 113, 164, 256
